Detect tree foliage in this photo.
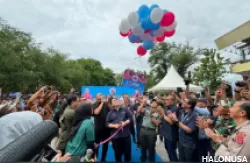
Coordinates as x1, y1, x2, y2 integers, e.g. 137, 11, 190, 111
0, 18, 116, 93
192, 49, 226, 91
148, 42, 202, 82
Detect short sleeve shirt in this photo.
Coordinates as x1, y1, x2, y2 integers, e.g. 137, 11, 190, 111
141, 107, 161, 129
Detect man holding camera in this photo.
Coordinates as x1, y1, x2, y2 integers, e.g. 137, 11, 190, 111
93, 93, 110, 162
58, 94, 79, 154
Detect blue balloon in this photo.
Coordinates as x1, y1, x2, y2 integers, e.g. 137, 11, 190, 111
141, 17, 160, 31
149, 31, 156, 37
149, 4, 159, 11
138, 5, 150, 19
151, 23, 160, 30
141, 18, 151, 30
128, 34, 138, 43
143, 40, 155, 50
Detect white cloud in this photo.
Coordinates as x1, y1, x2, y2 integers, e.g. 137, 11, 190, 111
0, 0, 249, 77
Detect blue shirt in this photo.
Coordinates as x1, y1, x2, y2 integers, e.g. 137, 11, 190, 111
178, 109, 198, 149
106, 107, 132, 139
160, 105, 179, 141
194, 107, 211, 139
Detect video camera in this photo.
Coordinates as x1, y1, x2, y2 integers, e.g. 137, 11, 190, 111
0, 120, 58, 162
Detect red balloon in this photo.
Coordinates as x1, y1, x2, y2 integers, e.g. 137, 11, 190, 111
160, 12, 175, 27
137, 45, 147, 56
164, 29, 175, 37
120, 31, 129, 37
156, 35, 165, 42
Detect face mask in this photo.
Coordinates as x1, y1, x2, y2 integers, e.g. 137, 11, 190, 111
20, 101, 25, 109
196, 106, 207, 110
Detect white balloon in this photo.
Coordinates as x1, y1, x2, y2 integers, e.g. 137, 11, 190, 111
150, 8, 164, 24
140, 33, 153, 41
132, 24, 144, 36
153, 27, 165, 37
164, 21, 177, 32
128, 11, 139, 27
119, 19, 131, 34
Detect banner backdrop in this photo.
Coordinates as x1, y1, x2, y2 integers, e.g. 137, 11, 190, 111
121, 69, 146, 92
81, 86, 142, 99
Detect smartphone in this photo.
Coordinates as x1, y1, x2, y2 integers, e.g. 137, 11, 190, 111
188, 71, 191, 78
176, 87, 183, 94
43, 145, 58, 161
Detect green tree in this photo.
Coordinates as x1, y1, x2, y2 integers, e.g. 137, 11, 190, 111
115, 73, 123, 86
0, 18, 116, 93
148, 42, 202, 82
145, 71, 156, 90
192, 49, 227, 92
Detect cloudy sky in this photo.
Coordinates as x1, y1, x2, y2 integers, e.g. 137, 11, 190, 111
0, 0, 249, 81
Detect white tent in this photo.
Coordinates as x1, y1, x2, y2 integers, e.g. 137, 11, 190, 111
148, 65, 203, 92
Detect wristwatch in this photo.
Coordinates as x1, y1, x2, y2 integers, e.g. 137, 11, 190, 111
175, 120, 179, 125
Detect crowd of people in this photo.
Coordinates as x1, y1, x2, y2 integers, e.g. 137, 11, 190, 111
0, 77, 250, 162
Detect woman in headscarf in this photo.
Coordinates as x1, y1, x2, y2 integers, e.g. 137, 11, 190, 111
65, 103, 95, 160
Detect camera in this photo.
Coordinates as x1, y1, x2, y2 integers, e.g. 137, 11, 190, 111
184, 71, 192, 85
148, 92, 154, 100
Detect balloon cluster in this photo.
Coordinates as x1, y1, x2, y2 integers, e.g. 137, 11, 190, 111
119, 4, 177, 56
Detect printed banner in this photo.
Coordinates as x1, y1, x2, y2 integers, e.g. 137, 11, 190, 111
81, 86, 142, 99
121, 69, 146, 92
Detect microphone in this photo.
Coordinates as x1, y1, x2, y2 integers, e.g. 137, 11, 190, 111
0, 120, 58, 162
80, 149, 93, 162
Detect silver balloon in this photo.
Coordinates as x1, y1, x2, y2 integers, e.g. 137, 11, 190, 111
132, 24, 144, 36
119, 19, 131, 34
140, 33, 153, 41
128, 11, 139, 27
164, 21, 177, 32
153, 27, 165, 37
150, 7, 164, 24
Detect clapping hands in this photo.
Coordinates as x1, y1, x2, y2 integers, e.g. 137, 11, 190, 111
204, 128, 225, 143
168, 111, 178, 122
196, 116, 208, 129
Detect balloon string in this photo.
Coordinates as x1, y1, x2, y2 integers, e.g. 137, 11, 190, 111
94, 126, 123, 149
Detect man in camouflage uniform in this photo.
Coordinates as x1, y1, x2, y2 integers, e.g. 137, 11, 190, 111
212, 100, 236, 150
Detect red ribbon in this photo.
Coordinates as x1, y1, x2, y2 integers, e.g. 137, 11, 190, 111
95, 126, 123, 148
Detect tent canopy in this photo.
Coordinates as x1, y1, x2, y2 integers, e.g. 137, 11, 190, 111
148, 65, 202, 92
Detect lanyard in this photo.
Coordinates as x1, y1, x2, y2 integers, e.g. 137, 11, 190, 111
181, 112, 189, 122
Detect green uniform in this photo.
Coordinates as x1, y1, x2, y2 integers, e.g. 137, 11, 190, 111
141, 107, 161, 129
212, 117, 236, 150
140, 107, 161, 161
66, 119, 95, 156
58, 106, 75, 151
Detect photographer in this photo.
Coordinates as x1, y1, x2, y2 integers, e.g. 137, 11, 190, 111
92, 93, 110, 162
58, 94, 79, 154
